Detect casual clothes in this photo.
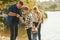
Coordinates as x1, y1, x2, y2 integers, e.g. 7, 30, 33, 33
24, 13, 33, 40
6, 4, 22, 24
32, 12, 42, 24
8, 22, 18, 40
26, 28, 31, 40
32, 12, 43, 40
31, 22, 38, 40
24, 12, 42, 40
6, 4, 22, 40
25, 13, 33, 29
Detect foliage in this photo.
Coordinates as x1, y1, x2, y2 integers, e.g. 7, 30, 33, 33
0, 0, 47, 29
0, 0, 36, 10
49, 3, 57, 10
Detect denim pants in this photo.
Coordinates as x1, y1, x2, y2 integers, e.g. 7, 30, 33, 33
38, 24, 41, 40
8, 23, 18, 40
33, 22, 41, 40
26, 22, 41, 40
31, 33, 38, 40
26, 28, 31, 40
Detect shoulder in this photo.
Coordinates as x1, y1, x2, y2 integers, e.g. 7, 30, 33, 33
8, 4, 16, 9
38, 11, 42, 15
28, 13, 33, 17
19, 8, 23, 12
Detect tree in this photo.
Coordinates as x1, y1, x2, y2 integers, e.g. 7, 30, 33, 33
49, 3, 57, 10
0, 0, 36, 10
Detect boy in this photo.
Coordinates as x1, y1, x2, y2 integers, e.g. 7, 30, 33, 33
23, 7, 33, 40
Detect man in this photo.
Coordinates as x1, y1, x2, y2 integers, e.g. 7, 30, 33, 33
6, 1, 24, 40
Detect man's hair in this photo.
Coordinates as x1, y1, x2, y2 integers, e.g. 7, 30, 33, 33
23, 7, 29, 10
18, 1, 23, 6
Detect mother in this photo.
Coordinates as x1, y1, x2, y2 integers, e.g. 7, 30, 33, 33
32, 7, 43, 40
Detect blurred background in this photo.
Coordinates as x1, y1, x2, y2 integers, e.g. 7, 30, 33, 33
0, 0, 60, 40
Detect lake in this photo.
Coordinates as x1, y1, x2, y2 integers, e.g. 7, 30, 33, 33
41, 11, 60, 40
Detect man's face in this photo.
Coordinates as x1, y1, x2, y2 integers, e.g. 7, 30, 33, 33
17, 3, 23, 9
23, 10, 29, 14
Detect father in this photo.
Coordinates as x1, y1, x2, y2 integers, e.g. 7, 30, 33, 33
6, 1, 23, 40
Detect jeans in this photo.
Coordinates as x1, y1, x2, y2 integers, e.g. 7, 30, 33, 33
31, 33, 38, 40
26, 28, 31, 40
8, 22, 18, 40
33, 22, 41, 40
26, 22, 41, 40
38, 24, 41, 40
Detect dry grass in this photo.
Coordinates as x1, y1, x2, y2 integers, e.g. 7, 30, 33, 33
0, 26, 28, 40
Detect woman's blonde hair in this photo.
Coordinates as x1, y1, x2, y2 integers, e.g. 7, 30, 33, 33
32, 6, 40, 13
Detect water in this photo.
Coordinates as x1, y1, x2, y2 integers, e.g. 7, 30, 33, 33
41, 11, 60, 40
0, 11, 60, 40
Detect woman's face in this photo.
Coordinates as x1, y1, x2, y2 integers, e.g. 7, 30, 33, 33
33, 10, 38, 13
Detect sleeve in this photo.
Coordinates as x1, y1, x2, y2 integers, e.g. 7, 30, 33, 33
7, 5, 16, 13
38, 12, 43, 24
25, 13, 33, 27
37, 12, 43, 28
40, 12, 43, 23
19, 9, 22, 17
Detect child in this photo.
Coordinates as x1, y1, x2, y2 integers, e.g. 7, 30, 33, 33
23, 7, 33, 40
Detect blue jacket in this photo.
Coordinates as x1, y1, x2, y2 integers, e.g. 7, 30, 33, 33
6, 4, 22, 24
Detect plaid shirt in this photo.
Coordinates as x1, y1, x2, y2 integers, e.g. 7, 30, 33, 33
25, 13, 33, 29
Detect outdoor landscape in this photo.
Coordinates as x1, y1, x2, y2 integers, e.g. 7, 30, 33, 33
0, 0, 60, 40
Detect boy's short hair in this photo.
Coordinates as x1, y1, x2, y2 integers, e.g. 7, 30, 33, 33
23, 7, 29, 10
18, 1, 23, 6
33, 7, 37, 10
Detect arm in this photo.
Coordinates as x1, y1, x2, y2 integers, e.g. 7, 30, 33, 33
8, 6, 24, 23
8, 12, 16, 16
37, 12, 43, 28
25, 13, 33, 29
8, 11, 24, 23
7, 5, 17, 16
16, 14, 24, 23
8, 12, 22, 19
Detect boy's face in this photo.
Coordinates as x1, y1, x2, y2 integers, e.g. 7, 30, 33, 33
23, 10, 29, 14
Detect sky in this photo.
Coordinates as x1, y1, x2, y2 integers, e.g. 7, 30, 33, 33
40, 0, 49, 2
36, 0, 55, 2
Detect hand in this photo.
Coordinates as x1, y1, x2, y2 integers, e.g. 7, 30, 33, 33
19, 17, 25, 24
36, 25, 38, 28
16, 14, 20, 18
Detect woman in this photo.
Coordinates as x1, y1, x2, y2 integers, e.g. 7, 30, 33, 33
32, 7, 43, 40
